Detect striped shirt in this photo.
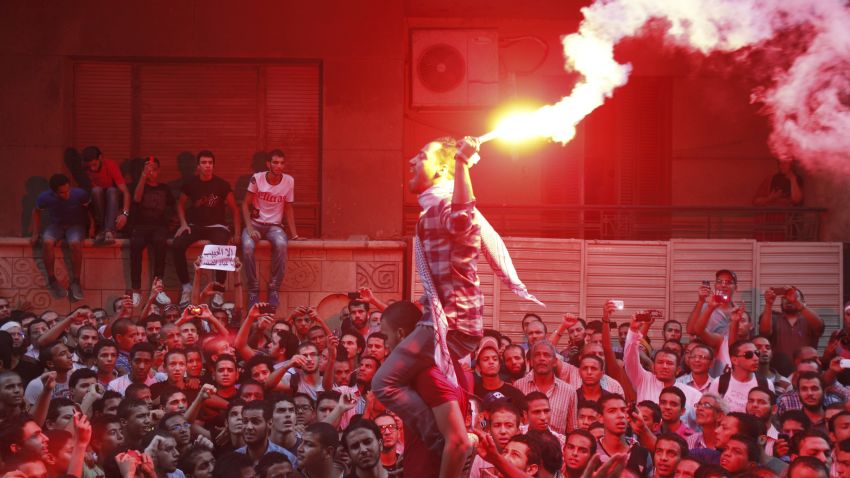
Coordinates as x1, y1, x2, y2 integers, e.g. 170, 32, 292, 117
513, 374, 577, 434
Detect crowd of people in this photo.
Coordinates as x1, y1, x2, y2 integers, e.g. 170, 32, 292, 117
4, 138, 846, 478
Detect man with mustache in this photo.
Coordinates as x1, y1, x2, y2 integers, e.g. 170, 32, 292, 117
760, 286, 824, 376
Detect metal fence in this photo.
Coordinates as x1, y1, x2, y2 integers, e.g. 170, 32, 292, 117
405, 205, 827, 241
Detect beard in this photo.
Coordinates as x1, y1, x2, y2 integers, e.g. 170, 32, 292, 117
501, 364, 526, 381
11, 345, 26, 356
78, 347, 95, 361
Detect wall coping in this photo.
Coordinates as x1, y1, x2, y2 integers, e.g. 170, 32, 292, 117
0, 237, 407, 250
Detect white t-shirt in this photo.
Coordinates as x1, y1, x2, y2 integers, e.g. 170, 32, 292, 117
707, 372, 774, 413
248, 172, 294, 224
25, 374, 71, 407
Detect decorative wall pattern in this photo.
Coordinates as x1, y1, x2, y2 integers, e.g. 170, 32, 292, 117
0, 239, 406, 317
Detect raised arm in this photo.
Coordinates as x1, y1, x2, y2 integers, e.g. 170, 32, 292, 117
690, 296, 724, 349
321, 392, 356, 429
133, 167, 148, 203
601, 301, 636, 402
265, 355, 306, 392
792, 288, 824, 336
199, 304, 230, 339
357, 287, 388, 313
452, 137, 478, 206
686, 283, 712, 335
234, 305, 263, 361
139, 277, 165, 321
322, 335, 339, 391
37, 309, 80, 348
549, 313, 578, 347
760, 288, 776, 337
185, 384, 216, 424
67, 413, 92, 478
624, 315, 654, 388
29, 372, 55, 427
191, 255, 204, 305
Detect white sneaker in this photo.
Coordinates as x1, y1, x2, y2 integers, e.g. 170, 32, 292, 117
132, 292, 141, 307
156, 291, 172, 305
179, 285, 192, 308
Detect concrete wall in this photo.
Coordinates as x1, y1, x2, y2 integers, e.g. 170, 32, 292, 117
0, 238, 405, 317
0, 1, 847, 240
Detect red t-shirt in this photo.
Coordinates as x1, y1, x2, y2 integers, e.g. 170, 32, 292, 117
86, 158, 126, 188
402, 365, 471, 478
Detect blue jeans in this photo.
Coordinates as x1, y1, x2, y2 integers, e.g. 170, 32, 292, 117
372, 319, 479, 453
241, 222, 288, 293
43, 224, 85, 244
90, 187, 120, 233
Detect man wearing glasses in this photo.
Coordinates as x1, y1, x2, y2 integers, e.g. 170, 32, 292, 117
687, 393, 729, 451
374, 413, 403, 476
707, 340, 773, 413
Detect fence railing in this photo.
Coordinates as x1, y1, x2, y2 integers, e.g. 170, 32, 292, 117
404, 204, 827, 241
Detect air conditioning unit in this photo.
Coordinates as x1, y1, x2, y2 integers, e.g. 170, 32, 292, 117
411, 29, 499, 108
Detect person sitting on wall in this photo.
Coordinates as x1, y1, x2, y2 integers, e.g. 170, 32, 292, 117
172, 150, 241, 308
241, 149, 301, 311
30, 174, 92, 300
80, 146, 131, 245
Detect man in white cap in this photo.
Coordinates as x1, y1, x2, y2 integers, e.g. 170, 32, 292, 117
473, 336, 524, 407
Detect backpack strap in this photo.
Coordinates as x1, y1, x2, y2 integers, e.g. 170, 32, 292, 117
718, 372, 732, 396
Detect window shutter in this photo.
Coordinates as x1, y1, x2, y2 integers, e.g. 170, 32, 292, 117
264, 65, 322, 237
73, 62, 133, 159
72, 60, 322, 236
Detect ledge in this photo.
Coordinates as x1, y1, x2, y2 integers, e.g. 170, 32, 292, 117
0, 237, 407, 250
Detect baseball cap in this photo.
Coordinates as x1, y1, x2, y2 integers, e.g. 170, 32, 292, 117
476, 336, 499, 357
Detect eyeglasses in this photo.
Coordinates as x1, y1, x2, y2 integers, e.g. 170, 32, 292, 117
378, 424, 398, 432
169, 422, 191, 431
736, 351, 760, 359
695, 402, 719, 410
715, 280, 735, 286
689, 354, 711, 361
295, 405, 313, 412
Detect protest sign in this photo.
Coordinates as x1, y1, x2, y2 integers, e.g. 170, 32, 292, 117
199, 244, 237, 271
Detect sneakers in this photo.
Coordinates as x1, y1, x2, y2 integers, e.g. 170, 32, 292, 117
268, 289, 280, 307
211, 292, 224, 309
247, 292, 259, 311
132, 291, 141, 307
179, 284, 192, 308
94, 231, 106, 245
69, 282, 84, 301
155, 291, 172, 305
103, 231, 115, 245
48, 278, 67, 299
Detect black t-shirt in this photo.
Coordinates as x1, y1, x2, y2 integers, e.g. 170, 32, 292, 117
13, 357, 42, 385
132, 182, 175, 227
473, 376, 526, 408
181, 176, 232, 227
